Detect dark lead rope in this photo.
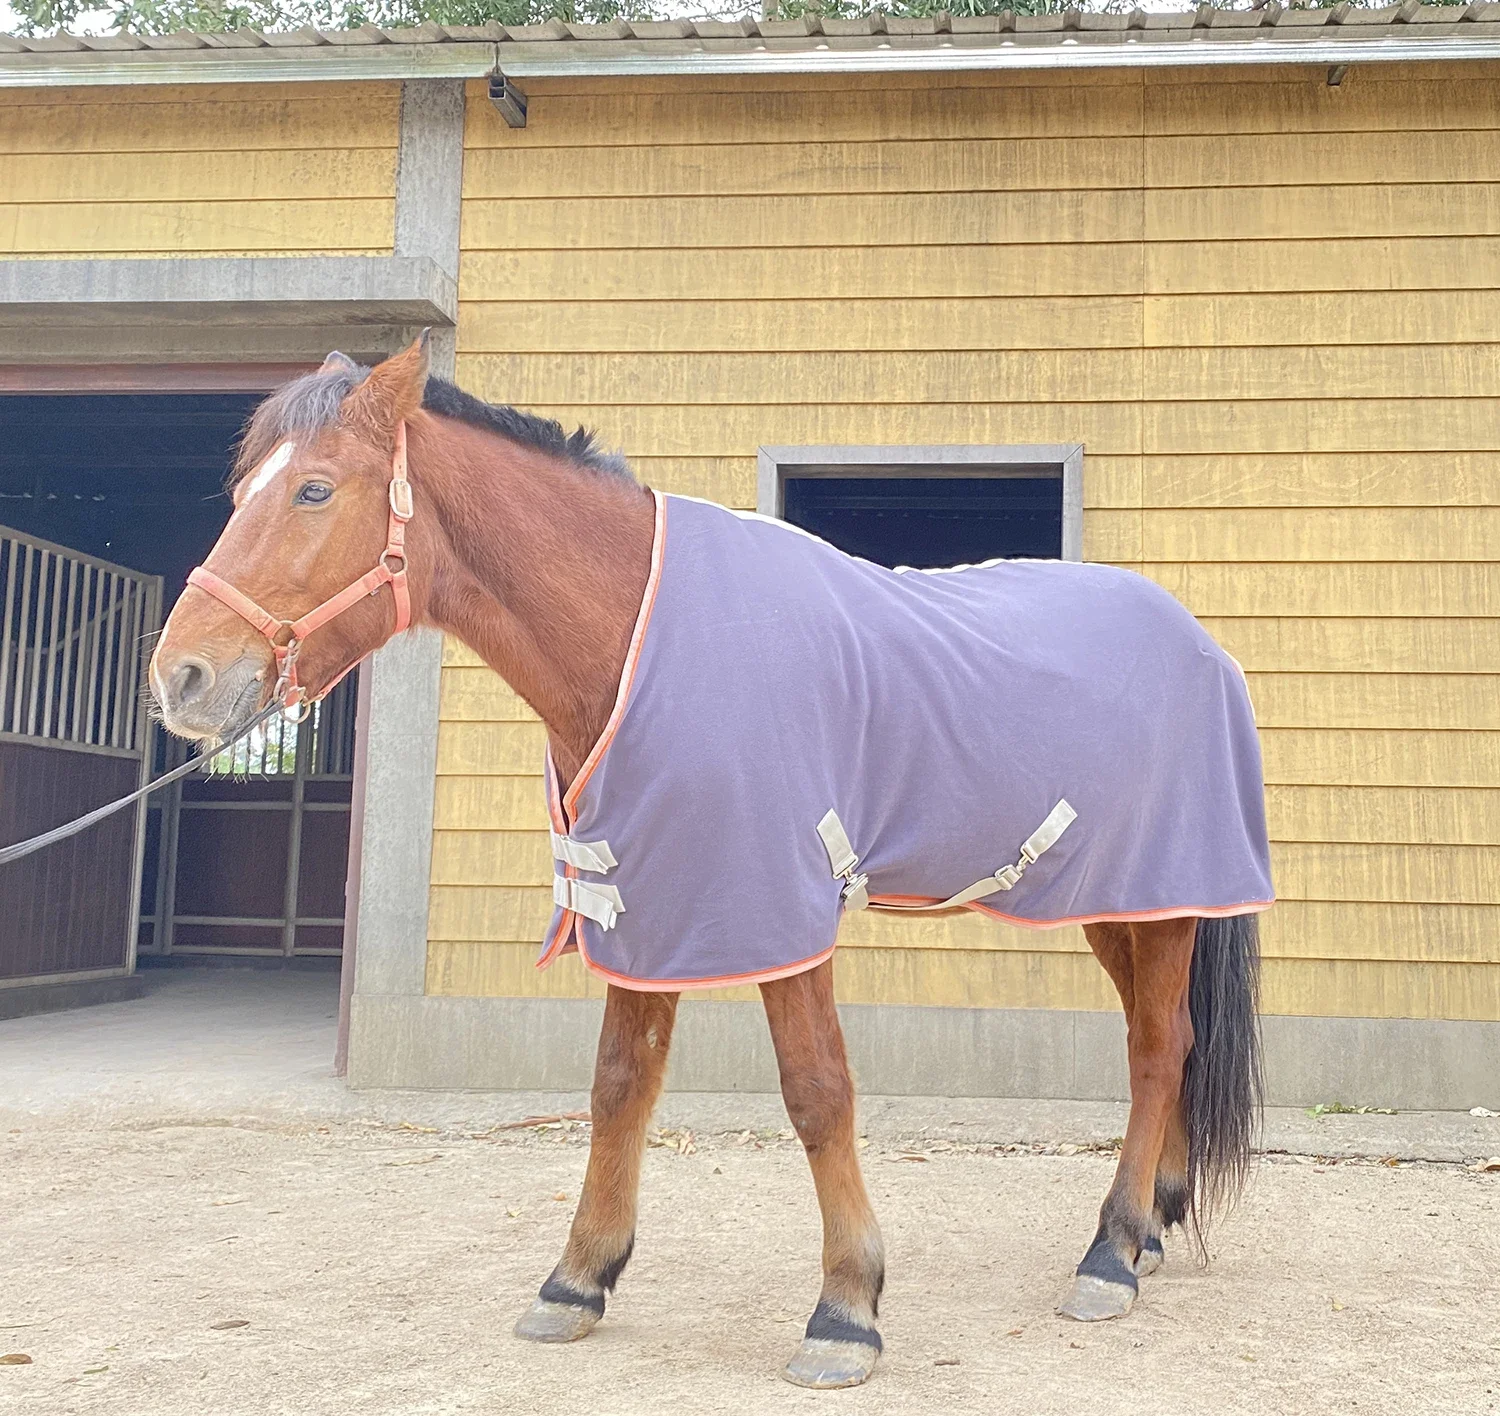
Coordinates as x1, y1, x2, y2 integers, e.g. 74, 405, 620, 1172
0, 701, 285, 868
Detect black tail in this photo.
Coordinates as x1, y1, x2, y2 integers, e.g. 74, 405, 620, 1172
1182, 913, 1264, 1244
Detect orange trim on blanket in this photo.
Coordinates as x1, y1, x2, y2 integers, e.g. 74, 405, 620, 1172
541, 911, 837, 992
537, 493, 667, 973
868, 893, 1275, 930
562, 488, 667, 820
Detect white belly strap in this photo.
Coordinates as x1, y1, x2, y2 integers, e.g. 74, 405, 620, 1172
818, 799, 1077, 913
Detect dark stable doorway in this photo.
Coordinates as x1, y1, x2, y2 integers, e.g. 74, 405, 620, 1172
0, 392, 354, 968
782, 475, 1063, 568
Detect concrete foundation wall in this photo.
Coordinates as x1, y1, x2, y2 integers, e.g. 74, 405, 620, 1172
346, 994, 1500, 1113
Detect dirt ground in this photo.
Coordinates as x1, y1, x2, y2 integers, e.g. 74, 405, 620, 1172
4, 1115, 1499, 1416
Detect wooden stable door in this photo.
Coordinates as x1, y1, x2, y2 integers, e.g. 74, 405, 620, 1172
139, 674, 357, 959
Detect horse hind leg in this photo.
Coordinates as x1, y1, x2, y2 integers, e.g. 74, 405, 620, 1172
514, 985, 679, 1343
1137, 1100, 1190, 1278
761, 960, 885, 1390
1059, 918, 1195, 1322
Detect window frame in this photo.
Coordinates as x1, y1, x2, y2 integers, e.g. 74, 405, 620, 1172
756, 443, 1085, 563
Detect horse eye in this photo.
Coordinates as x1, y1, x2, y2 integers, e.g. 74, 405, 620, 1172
296, 482, 333, 506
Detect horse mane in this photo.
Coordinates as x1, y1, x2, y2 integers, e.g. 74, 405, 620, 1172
230, 359, 632, 487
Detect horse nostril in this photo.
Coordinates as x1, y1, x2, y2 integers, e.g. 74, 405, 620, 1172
169, 657, 215, 708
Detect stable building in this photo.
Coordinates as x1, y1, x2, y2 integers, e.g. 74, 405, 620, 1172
1, 8, 1497, 1107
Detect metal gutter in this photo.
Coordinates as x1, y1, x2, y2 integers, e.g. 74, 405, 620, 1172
0, 40, 495, 85
5, 30, 1500, 87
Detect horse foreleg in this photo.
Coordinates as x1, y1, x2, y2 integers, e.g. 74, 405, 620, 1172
514, 984, 679, 1343
1060, 917, 1196, 1321
761, 960, 885, 1390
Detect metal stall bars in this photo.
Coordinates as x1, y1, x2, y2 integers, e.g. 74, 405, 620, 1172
0, 525, 162, 989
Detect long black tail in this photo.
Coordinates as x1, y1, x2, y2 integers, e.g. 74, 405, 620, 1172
1182, 913, 1264, 1243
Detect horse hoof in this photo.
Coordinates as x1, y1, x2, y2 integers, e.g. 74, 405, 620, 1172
1056, 1274, 1136, 1322
1135, 1237, 1164, 1278
781, 1338, 880, 1389
513, 1298, 601, 1343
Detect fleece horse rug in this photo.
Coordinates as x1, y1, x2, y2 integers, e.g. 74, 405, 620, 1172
542, 491, 1274, 987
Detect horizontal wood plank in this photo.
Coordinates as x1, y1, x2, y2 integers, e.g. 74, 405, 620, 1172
456, 297, 1146, 353
1144, 399, 1500, 456
1149, 131, 1500, 189
455, 349, 1144, 405
1267, 785, 1500, 847
1146, 562, 1500, 617
0, 91, 400, 154
465, 137, 1143, 199
1245, 675, 1500, 732
1146, 345, 1500, 401
1260, 729, 1500, 789
460, 190, 1143, 251
1106, 507, 1500, 561
1274, 841, 1500, 906
1139, 453, 1500, 509
0, 200, 394, 256
1144, 290, 1500, 347
1144, 78, 1500, 136
1204, 617, 1500, 675
464, 84, 1147, 148
1145, 237, 1500, 294
459, 246, 1143, 302
1, 149, 397, 204
436, 721, 548, 777
1147, 184, 1500, 242
434, 776, 549, 833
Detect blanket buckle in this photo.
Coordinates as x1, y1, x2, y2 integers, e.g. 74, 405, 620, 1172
816, 809, 870, 912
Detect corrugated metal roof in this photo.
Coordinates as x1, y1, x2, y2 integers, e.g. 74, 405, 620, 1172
4, 3, 1500, 85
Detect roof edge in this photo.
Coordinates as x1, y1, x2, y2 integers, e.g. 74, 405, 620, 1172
6, 28, 1500, 87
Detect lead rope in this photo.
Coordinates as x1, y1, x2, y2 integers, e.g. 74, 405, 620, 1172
0, 699, 285, 868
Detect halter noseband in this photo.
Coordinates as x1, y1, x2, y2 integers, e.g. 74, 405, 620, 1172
186, 421, 414, 721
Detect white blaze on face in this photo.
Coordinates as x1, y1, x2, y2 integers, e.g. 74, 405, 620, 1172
235, 440, 296, 513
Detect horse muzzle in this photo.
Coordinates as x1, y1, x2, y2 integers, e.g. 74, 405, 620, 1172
151, 649, 268, 744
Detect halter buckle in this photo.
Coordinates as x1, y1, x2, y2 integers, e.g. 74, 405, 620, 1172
389, 479, 414, 522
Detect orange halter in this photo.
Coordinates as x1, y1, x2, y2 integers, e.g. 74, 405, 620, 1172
186, 421, 414, 719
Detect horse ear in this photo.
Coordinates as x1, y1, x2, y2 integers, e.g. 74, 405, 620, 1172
343, 331, 429, 439
320, 350, 358, 375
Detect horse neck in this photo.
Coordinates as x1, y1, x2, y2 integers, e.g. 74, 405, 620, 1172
410, 417, 656, 788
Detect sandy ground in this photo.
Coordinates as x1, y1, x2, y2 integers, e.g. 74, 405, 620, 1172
3, 972, 1499, 1415
4, 1117, 1499, 1416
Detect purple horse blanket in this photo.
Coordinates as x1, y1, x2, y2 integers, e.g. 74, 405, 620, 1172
541, 491, 1273, 990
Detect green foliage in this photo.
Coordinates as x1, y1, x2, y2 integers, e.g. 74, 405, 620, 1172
10, 0, 654, 37
7, 0, 1468, 38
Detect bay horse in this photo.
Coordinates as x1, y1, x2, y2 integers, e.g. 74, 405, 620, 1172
150, 337, 1267, 1390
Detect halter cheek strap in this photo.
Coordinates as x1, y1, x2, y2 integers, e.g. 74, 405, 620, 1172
186, 421, 414, 719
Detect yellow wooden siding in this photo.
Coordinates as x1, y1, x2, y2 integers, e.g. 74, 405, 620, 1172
0, 82, 399, 258
432, 66, 1500, 1022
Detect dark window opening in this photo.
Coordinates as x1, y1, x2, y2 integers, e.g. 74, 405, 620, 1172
782, 475, 1064, 569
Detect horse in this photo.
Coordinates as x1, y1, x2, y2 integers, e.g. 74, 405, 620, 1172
149, 335, 1269, 1391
